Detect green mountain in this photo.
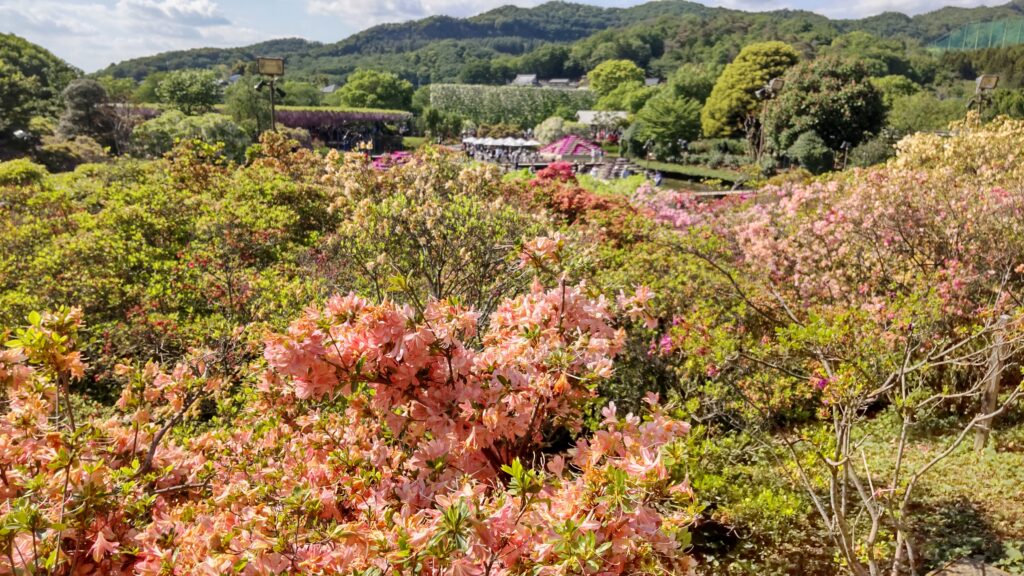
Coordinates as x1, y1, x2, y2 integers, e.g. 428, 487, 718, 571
96, 0, 1024, 86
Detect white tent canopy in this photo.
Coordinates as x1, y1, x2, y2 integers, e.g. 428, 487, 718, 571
465, 137, 538, 147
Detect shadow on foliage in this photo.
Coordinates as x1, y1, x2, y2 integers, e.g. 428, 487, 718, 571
909, 497, 1004, 572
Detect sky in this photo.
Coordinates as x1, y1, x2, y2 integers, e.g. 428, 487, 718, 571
0, 0, 1003, 72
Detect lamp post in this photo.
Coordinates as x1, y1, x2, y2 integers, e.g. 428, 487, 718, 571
677, 138, 688, 162
753, 77, 785, 162
256, 57, 285, 132
968, 74, 1000, 122
840, 141, 851, 170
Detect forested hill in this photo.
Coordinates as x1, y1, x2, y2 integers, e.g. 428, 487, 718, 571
98, 0, 1024, 83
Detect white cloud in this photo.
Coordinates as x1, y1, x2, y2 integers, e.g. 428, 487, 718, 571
814, 0, 995, 18
119, 0, 230, 26
0, 0, 262, 71
306, 0, 547, 26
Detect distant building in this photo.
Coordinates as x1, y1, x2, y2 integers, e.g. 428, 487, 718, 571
645, 77, 662, 87
321, 84, 339, 94
511, 74, 539, 87
216, 74, 243, 88
576, 110, 629, 126
544, 78, 573, 88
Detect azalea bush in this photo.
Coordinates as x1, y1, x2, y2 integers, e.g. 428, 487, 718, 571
0, 262, 700, 575
310, 147, 548, 323
640, 115, 1024, 574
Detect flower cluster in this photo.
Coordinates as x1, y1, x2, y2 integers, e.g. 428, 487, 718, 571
2, 281, 695, 575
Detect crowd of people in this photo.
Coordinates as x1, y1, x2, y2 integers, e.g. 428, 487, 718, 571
462, 144, 542, 169
455, 128, 663, 185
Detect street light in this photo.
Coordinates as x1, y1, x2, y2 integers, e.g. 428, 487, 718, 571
976, 74, 1000, 92
753, 77, 785, 161
256, 57, 285, 131
839, 141, 851, 170
968, 74, 1000, 121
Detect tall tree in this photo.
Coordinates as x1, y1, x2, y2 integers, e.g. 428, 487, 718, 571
156, 69, 221, 115
57, 79, 114, 146
762, 56, 885, 153
0, 60, 41, 134
587, 59, 645, 98
700, 41, 799, 138
327, 69, 414, 110
0, 33, 79, 135
224, 75, 272, 138
280, 80, 322, 107
631, 89, 702, 158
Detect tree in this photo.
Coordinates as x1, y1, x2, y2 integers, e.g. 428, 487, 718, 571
871, 74, 920, 108
134, 72, 166, 103
665, 63, 718, 104
280, 80, 321, 106
633, 89, 702, 157
595, 81, 656, 113
0, 33, 79, 132
95, 75, 137, 103
328, 69, 413, 110
886, 92, 965, 135
518, 44, 578, 79
420, 107, 462, 140
224, 76, 272, 138
821, 31, 917, 79
587, 59, 645, 98
57, 79, 114, 146
700, 41, 799, 138
156, 69, 221, 115
533, 116, 589, 144
458, 59, 504, 85
0, 60, 41, 134
762, 56, 885, 154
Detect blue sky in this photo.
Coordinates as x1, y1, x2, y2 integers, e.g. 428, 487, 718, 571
0, 0, 1000, 71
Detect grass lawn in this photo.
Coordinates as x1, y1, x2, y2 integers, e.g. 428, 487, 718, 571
643, 160, 745, 184
402, 136, 427, 150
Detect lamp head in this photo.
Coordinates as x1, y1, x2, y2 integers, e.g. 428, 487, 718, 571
976, 74, 1000, 93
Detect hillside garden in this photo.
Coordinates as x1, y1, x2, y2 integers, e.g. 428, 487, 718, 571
2, 107, 1024, 573
5, 12, 1024, 574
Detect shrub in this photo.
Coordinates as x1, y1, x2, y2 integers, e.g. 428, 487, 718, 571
887, 92, 966, 135
0, 244, 698, 575
0, 157, 48, 186
534, 116, 589, 144
849, 133, 897, 167
786, 130, 834, 174
131, 111, 250, 162
35, 135, 108, 172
